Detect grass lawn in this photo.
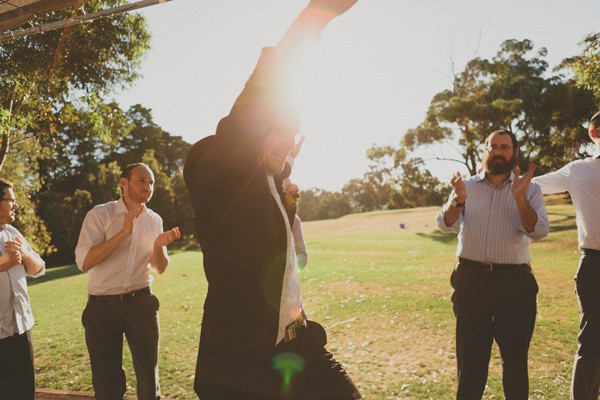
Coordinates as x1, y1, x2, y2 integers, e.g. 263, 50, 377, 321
28, 203, 581, 399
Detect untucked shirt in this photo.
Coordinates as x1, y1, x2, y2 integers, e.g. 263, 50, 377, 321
267, 174, 302, 345
0, 225, 45, 339
533, 156, 600, 250
437, 171, 549, 264
75, 198, 164, 295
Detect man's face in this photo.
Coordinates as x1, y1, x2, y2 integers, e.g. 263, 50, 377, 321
482, 132, 518, 175
263, 132, 295, 175
0, 188, 18, 225
121, 166, 155, 204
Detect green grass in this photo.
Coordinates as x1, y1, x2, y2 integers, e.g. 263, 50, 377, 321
28, 204, 582, 399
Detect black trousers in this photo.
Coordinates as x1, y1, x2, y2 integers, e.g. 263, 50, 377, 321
82, 289, 161, 400
572, 249, 600, 400
195, 320, 361, 400
0, 330, 35, 400
451, 260, 538, 400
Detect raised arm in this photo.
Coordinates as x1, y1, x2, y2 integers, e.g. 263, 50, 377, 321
276, 0, 358, 57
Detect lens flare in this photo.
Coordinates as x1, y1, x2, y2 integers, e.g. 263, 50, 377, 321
272, 351, 305, 395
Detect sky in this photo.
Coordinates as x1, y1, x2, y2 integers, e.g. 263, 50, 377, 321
114, 0, 600, 191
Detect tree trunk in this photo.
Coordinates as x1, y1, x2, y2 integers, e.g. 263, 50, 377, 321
0, 134, 10, 172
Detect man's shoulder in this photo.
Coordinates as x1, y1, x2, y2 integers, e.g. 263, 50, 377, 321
3, 224, 22, 237
87, 200, 121, 217
143, 207, 162, 222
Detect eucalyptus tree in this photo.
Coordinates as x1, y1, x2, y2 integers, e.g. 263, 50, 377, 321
0, 0, 151, 253
403, 39, 596, 176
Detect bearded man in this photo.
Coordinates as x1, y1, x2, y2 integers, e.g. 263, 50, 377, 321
436, 129, 550, 400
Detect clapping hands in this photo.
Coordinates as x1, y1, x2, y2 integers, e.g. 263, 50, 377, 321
154, 227, 181, 248
512, 164, 536, 202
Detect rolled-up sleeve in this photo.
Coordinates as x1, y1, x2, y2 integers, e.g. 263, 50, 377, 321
523, 182, 549, 240
74, 208, 104, 272
18, 231, 45, 278
436, 193, 461, 233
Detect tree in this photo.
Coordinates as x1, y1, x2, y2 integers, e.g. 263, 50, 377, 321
37, 105, 194, 264
404, 39, 597, 176
297, 188, 353, 221
0, 0, 152, 253
568, 32, 600, 99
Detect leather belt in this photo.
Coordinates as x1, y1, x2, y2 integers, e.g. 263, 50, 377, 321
459, 258, 529, 272
88, 287, 151, 302
284, 311, 307, 343
581, 248, 600, 257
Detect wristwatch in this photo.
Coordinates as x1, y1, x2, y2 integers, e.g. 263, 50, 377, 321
451, 198, 465, 208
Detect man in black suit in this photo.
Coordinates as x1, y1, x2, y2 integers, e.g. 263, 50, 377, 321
184, 1, 361, 399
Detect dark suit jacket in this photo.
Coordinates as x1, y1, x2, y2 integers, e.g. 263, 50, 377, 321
184, 48, 297, 392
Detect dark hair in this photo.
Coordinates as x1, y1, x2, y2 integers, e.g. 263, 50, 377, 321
485, 129, 518, 150
120, 163, 150, 180
590, 111, 600, 129
0, 178, 14, 196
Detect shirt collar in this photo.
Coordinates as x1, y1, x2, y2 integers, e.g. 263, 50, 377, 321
116, 197, 147, 215
475, 169, 515, 184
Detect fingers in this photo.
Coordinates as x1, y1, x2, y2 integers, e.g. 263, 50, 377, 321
292, 135, 306, 158
170, 227, 181, 241
450, 171, 462, 186
524, 163, 536, 179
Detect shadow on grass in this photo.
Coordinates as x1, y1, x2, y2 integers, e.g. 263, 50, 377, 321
416, 231, 457, 244
27, 264, 81, 286
548, 212, 577, 233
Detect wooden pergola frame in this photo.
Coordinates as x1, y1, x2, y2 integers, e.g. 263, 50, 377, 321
0, 0, 170, 42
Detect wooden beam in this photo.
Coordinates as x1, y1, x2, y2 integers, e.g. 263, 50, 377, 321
0, 0, 170, 42
0, 0, 82, 31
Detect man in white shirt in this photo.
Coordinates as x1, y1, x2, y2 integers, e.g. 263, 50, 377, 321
437, 129, 549, 400
75, 163, 180, 400
0, 178, 45, 400
533, 111, 600, 400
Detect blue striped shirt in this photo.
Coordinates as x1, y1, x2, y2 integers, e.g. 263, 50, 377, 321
436, 171, 549, 264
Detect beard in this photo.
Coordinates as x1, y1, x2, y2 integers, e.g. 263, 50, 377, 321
484, 153, 517, 175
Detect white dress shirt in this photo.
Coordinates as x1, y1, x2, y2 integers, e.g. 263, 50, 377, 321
0, 225, 45, 339
75, 198, 164, 295
293, 215, 308, 269
437, 171, 549, 264
533, 156, 600, 250
266, 174, 302, 345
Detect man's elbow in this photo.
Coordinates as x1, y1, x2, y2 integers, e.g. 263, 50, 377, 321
153, 260, 169, 275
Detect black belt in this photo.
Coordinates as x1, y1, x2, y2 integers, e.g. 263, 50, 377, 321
459, 258, 529, 272
581, 248, 600, 257
284, 311, 307, 343
88, 287, 151, 302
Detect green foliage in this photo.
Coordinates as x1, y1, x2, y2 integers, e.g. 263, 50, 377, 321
298, 188, 352, 221
1, 136, 54, 255
38, 104, 193, 264
0, 0, 152, 254
342, 145, 446, 212
568, 32, 600, 100
299, 145, 445, 220
404, 39, 598, 176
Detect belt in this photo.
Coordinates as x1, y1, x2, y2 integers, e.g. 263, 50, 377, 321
284, 311, 307, 343
581, 248, 600, 257
459, 258, 529, 272
88, 287, 151, 302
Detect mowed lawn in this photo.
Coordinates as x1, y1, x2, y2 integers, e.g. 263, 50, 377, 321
28, 203, 581, 399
